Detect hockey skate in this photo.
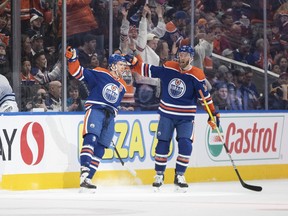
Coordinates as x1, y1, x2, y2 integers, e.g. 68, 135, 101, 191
174, 174, 188, 193
79, 178, 97, 193
152, 174, 164, 192
80, 166, 90, 184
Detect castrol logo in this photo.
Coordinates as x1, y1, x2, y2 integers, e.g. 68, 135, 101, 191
206, 116, 283, 161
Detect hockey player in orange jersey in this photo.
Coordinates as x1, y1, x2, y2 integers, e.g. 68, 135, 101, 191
125, 45, 220, 192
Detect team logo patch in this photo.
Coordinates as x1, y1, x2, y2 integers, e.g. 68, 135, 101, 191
168, 78, 186, 98
102, 83, 120, 103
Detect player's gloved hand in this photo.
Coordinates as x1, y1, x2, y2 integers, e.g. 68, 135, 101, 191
124, 54, 138, 66
207, 112, 220, 130
65, 46, 78, 62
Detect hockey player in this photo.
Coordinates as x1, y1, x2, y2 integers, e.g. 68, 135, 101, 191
65, 47, 128, 193
125, 45, 220, 192
0, 74, 19, 112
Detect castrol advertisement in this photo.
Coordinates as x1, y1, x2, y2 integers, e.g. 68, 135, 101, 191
204, 114, 284, 163
0, 112, 288, 177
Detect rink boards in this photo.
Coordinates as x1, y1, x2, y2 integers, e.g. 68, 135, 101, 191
0, 111, 288, 190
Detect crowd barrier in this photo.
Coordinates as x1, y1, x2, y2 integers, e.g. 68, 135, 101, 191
0, 111, 287, 190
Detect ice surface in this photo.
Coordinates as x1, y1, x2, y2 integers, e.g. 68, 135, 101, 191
0, 179, 288, 216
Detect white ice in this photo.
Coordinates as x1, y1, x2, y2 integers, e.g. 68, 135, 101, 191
0, 179, 288, 216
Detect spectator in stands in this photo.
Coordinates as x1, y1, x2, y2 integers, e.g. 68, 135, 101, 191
78, 34, 98, 68
162, 10, 189, 51
268, 72, 288, 109
238, 67, 261, 110
232, 68, 245, 89
31, 51, 61, 85
20, 57, 40, 112
155, 39, 170, 66
223, 69, 243, 110
233, 38, 255, 65
57, 0, 98, 48
211, 23, 231, 55
272, 64, 281, 75
253, 38, 274, 70
122, 5, 162, 111
230, 0, 253, 22
21, 56, 37, 86
99, 55, 108, 68
119, 66, 135, 111
120, 3, 165, 62
226, 23, 242, 51
25, 15, 44, 38
5, 0, 46, 33
45, 80, 62, 111
192, 30, 214, 73
269, 22, 281, 58
0, 12, 10, 45
212, 82, 231, 110
0, 40, 11, 83
21, 34, 33, 61
196, 18, 208, 34
90, 0, 110, 45
278, 56, 288, 73
89, 53, 100, 69
66, 84, 84, 112
30, 33, 44, 55
26, 86, 48, 112
141, 32, 160, 65
220, 10, 234, 32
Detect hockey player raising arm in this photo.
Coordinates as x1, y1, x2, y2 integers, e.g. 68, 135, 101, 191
65, 47, 128, 193
125, 45, 220, 192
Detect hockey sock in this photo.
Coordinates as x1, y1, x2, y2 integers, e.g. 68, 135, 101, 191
80, 134, 97, 167
176, 138, 192, 174
88, 142, 105, 179
155, 140, 170, 173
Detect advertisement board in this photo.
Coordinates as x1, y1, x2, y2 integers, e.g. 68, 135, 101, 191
0, 112, 287, 190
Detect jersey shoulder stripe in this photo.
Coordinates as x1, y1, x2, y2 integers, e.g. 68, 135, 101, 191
188, 66, 206, 80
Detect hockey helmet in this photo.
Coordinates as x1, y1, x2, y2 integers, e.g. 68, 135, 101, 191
178, 45, 195, 56
108, 54, 127, 68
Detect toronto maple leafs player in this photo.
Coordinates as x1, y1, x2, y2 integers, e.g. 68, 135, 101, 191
0, 74, 19, 112
125, 45, 220, 192
66, 47, 128, 193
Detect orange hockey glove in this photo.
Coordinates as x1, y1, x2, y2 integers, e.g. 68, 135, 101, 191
207, 112, 220, 130
124, 54, 138, 66
65, 46, 78, 62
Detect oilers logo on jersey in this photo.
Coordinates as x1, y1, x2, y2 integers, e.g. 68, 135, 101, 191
102, 83, 120, 103
168, 78, 186, 98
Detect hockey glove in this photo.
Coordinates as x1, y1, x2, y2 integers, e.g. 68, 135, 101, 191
65, 46, 78, 62
207, 112, 220, 130
124, 54, 138, 66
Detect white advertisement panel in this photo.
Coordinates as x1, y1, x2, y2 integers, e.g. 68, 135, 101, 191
0, 112, 287, 176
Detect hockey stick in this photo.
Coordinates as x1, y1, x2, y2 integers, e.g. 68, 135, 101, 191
111, 141, 137, 177
198, 90, 262, 192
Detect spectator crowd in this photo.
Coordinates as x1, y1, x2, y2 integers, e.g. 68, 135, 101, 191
0, 0, 288, 112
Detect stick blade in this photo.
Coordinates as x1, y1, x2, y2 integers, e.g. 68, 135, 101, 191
242, 182, 262, 192
124, 164, 137, 177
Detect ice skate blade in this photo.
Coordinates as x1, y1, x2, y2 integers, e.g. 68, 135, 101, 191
79, 187, 97, 194
174, 185, 188, 193
153, 186, 161, 193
